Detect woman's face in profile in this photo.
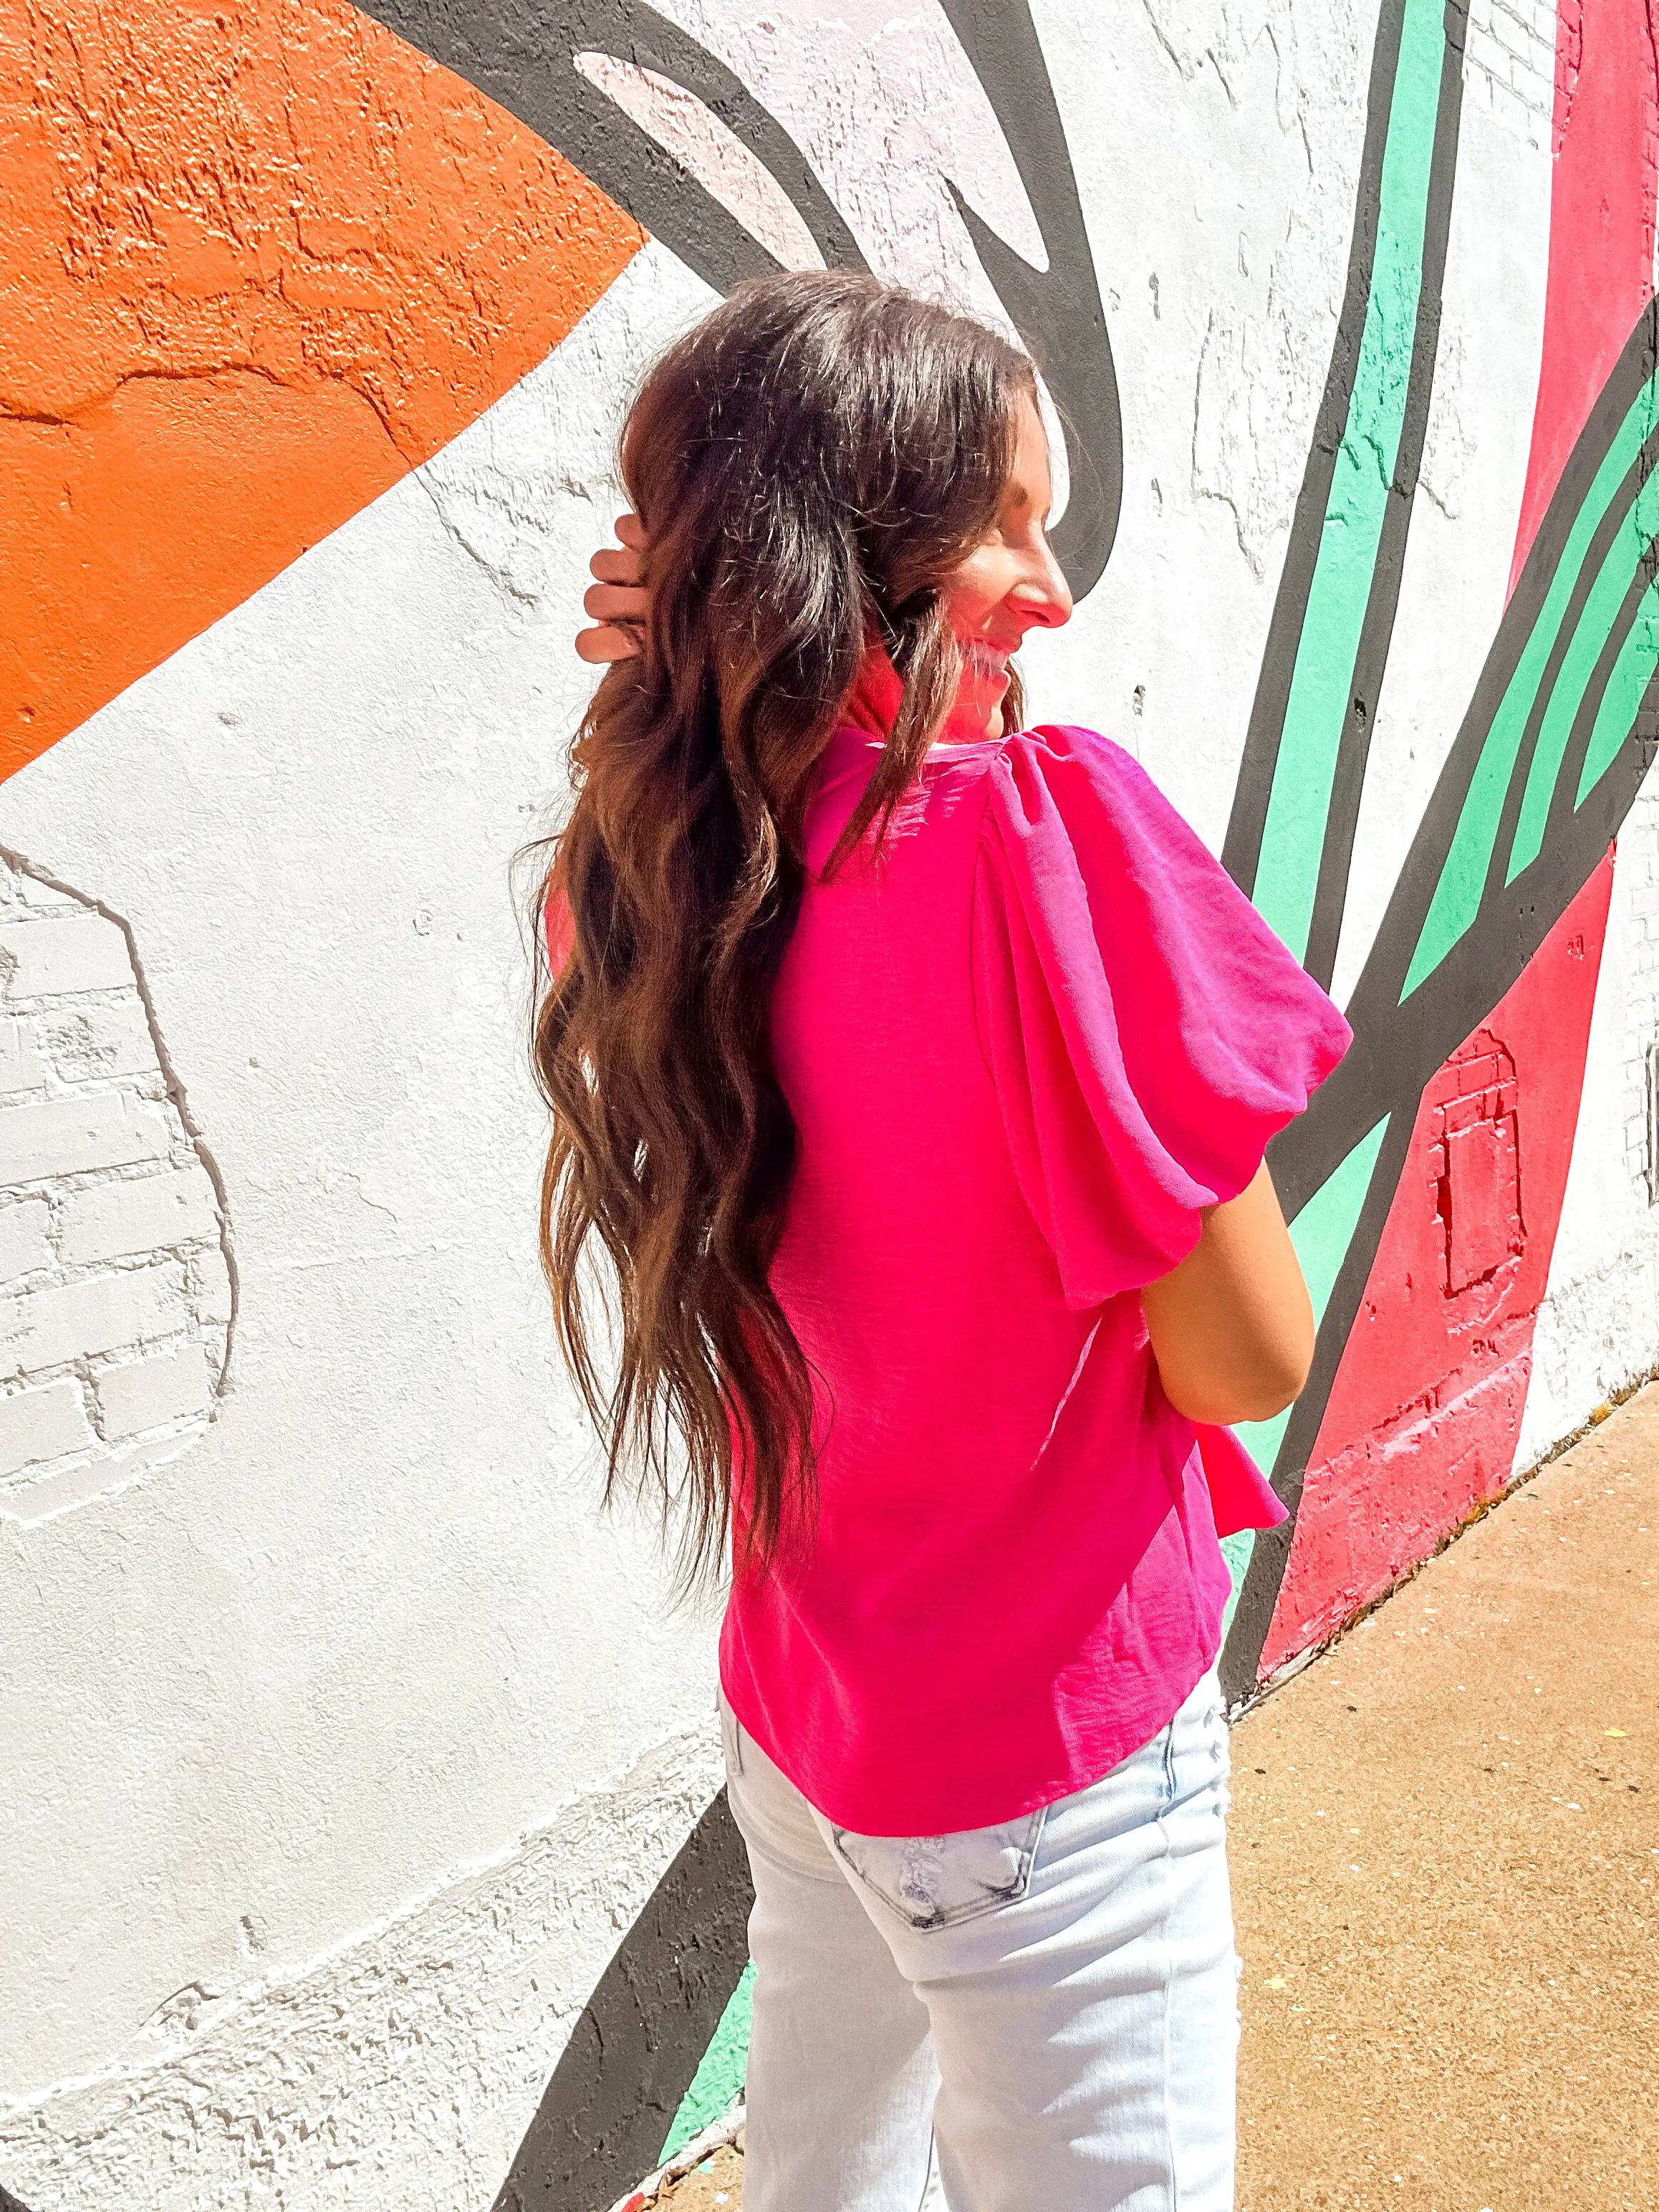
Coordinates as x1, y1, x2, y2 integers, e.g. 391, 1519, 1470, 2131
940, 392, 1074, 739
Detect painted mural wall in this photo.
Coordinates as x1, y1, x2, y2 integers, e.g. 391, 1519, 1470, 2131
2, 3, 1655, 2206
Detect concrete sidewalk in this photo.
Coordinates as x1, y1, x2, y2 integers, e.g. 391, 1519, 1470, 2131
1231, 1382, 1657, 2210
660, 1385, 1658, 2211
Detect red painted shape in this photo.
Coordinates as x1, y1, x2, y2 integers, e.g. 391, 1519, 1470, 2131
1262, 0, 1659, 1678
1510, 0, 1659, 585
1261, 865, 1612, 1671
1439, 1050, 1524, 1294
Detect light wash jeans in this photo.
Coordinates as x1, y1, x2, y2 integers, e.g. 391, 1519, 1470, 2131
721, 1668, 1238, 2212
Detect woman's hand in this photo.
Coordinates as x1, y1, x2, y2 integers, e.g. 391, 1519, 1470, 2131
1140, 1161, 1316, 1427
577, 511, 648, 663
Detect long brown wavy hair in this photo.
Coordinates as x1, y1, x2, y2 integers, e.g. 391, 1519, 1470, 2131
532, 270, 1035, 1581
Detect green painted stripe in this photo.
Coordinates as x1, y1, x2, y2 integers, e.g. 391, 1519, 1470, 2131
1574, 562, 1659, 802
1253, 0, 1446, 963
659, 1959, 754, 2164
1220, 1117, 1390, 1631
1402, 373, 1659, 994
1507, 473, 1659, 877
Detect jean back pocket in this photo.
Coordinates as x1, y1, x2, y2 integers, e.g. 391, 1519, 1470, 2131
829, 1807, 1047, 1930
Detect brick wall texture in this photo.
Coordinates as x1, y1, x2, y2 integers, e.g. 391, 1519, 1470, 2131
1464, 0, 1561, 150
0, 855, 231, 1522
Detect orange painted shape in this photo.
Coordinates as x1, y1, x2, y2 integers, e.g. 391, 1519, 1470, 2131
1, 370, 402, 775
0, 1, 648, 779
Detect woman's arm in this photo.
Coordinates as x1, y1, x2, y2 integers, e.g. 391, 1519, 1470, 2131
1139, 1161, 1314, 1426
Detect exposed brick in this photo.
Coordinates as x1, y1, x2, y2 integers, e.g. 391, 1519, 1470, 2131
1479, 64, 1547, 145
40, 999, 157, 1083
0, 1020, 47, 1097
0, 912, 133, 999
0, 1379, 95, 1478
94, 1345, 212, 1439
196, 1263, 234, 1324
59, 1170, 219, 1266
0, 1266, 186, 1381
1487, 5, 1528, 57
0, 1200, 52, 1282
1508, 55, 1551, 115
0, 1092, 170, 1183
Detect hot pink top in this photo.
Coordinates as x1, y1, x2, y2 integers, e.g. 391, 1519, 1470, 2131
715, 723, 1351, 1833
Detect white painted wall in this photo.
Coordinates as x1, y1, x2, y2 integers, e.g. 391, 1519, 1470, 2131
1520, 774, 1659, 1463
0, 243, 724, 2208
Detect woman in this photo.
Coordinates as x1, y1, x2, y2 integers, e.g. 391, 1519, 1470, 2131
535, 271, 1349, 2211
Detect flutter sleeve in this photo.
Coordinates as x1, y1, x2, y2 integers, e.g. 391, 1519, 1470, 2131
970, 723, 1352, 1312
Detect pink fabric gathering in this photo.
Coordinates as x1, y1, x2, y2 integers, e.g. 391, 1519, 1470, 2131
713, 723, 1351, 1834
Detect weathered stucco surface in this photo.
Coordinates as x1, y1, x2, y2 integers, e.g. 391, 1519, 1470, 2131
1, 1727, 722, 2211
1, 236, 721, 2120
3, 4, 1657, 2206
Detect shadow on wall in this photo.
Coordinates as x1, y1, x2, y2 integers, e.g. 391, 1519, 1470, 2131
492, 1792, 753, 2212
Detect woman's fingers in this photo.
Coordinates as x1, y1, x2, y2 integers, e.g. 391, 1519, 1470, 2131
575, 514, 648, 662
575, 623, 641, 665
583, 580, 647, 624
591, 514, 644, 585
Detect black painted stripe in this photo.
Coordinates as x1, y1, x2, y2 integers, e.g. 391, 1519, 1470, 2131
351, 0, 867, 294
1220, 1105, 1413, 1701
1287, 300, 1659, 1210
1481, 424, 1659, 915
1547, 532, 1659, 852
349, 0, 1122, 601
491, 1787, 753, 2212
1222, 304, 1659, 1691
938, 0, 1122, 595
1302, 0, 1469, 991
1221, 0, 1409, 899
1224, 577, 1659, 1693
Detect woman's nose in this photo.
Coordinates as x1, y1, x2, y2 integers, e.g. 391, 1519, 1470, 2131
1012, 551, 1074, 632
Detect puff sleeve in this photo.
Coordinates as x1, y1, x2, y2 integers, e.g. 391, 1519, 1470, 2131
970, 724, 1351, 1312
